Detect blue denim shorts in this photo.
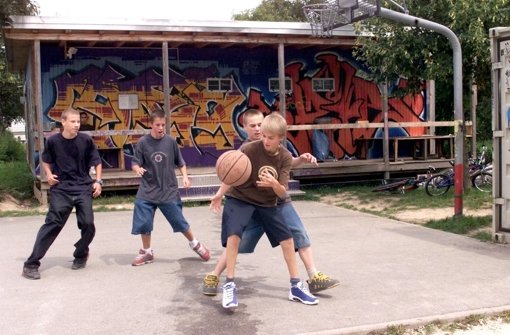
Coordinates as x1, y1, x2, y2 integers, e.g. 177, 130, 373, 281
131, 198, 190, 235
238, 201, 311, 253
221, 197, 292, 248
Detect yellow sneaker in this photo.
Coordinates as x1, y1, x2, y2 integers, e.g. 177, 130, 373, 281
307, 272, 340, 294
202, 274, 219, 296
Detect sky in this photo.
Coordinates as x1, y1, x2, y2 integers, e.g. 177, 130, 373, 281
35, 0, 263, 21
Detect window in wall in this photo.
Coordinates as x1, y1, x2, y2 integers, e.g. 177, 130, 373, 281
312, 78, 335, 92
268, 78, 292, 92
118, 94, 138, 109
207, 78, 233, 92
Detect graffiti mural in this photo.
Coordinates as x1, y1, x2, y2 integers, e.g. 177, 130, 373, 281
244, 53, 425, 159
41, 46, 425, 169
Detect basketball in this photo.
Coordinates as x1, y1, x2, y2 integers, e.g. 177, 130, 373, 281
215, 150, 252, 186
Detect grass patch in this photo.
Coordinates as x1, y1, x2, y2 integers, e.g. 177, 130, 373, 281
0, 161, 34, 200
93, 190, 136, 206
0, 210, 45, 217
424, 215, 491, 235
372, 311, 509, 334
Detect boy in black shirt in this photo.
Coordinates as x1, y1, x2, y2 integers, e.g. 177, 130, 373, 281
22, 108, 103, 280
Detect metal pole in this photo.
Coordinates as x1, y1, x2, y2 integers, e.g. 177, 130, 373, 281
379, 8, 464, 217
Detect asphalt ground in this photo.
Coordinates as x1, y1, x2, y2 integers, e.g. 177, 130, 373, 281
1, 201, 510, 335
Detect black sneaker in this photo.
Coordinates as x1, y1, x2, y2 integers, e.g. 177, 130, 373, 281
22, 266, 41, 280
72, 256, 88, 270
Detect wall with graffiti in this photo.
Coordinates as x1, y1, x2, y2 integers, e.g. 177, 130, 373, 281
39, 44, 425, 169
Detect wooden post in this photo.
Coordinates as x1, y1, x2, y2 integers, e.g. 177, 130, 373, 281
471, 81, 477, 158
278, 42, 287, 149
278, 42, 286, 116
382, 82, 389, 179
427, 80, 436, 155
162, 42, 171, 134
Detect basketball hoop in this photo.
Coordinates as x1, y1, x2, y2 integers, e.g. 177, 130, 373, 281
303, 2, 348, 38
304, 0, 381, 37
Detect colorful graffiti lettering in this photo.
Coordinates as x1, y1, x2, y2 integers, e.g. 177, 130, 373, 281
45, 51, 425, 167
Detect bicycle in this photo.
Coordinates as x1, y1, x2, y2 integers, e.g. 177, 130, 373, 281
372, 166, 436, 194
425, 146, 492, 196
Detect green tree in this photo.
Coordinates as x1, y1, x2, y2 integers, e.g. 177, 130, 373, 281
233, 0, 317, 21
0, 0, 38, 25
353, 0, 510, 140
0, 0, 38, 131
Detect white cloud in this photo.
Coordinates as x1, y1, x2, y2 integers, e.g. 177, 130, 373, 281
35, 0, 262, 21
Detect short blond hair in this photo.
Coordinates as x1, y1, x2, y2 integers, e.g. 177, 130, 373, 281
261, 112, 287, 138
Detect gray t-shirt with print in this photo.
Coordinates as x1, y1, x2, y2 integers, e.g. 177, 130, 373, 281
133, 134, 185, 203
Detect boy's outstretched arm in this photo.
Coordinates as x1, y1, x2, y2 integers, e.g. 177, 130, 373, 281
291, 153, 318, 168
209, 183, 230, 213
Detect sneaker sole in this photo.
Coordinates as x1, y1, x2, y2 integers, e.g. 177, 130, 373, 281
222, 303, 238, 309
131, 260, 154, 266
21, 272, 40, 280
202, 290, 218, 296
289, 295, 319, 305
309, 281, 341, 294
71, 264, 87, 270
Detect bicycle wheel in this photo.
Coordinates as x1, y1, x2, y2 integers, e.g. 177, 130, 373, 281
472, 171, 492, 193
425, 174, 452, 196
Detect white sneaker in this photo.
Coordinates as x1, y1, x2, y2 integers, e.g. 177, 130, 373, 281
222, 282, 238, 309
289, 281, 319, 305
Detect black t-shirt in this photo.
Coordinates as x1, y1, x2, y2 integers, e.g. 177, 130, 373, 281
42, 133, 101, 195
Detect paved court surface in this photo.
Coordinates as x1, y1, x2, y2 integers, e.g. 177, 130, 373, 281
1, 201, 510, 335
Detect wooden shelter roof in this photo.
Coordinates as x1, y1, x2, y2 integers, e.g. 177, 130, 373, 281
3, 16, 357, 72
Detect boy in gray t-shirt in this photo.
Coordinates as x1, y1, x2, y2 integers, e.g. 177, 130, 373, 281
130, 109, 210, 266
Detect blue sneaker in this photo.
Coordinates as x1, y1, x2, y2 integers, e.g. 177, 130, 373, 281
289, 281, 319, 305
222, 282, 238, 309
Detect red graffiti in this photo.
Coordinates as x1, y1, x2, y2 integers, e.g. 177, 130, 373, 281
246, 53, 425, 159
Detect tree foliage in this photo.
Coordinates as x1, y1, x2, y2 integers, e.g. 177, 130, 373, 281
233, 0, 316, 21
353, 0, 510, 140
0, 0, 38, 130
0, 0, 38, 26
355, 0, 508, 92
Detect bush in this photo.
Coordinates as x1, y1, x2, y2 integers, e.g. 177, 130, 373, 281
0, 161, 34, 200
0, 130, 25, 162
